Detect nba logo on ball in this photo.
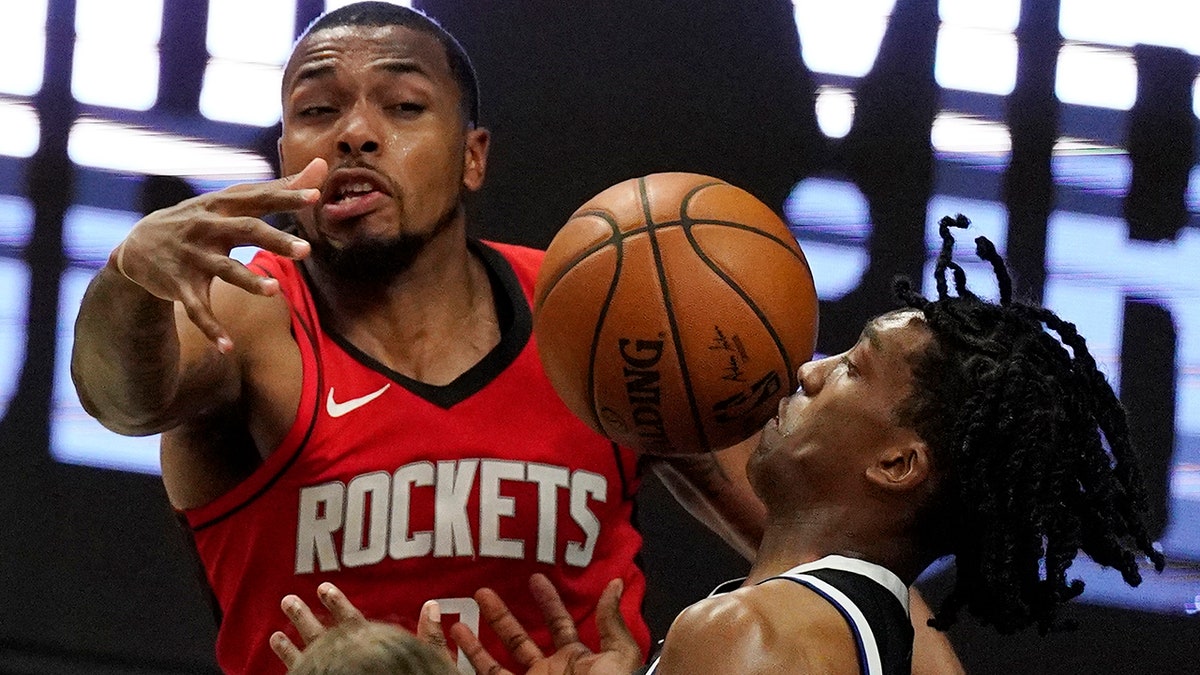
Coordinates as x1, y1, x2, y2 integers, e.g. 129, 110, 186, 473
533, 173, 819, 455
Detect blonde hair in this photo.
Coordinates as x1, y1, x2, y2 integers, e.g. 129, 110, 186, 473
289, 621, 456, 675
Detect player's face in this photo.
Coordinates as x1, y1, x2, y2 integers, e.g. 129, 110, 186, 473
749, 309, 931, 507
279, 24, 488, 274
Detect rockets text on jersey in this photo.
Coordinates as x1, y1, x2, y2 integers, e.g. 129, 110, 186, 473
295, 459, 607, 573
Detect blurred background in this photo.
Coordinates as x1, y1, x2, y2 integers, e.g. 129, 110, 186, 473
0, 0, 1197, 672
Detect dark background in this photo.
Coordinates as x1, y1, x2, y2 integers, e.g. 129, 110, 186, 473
1, 0, 1198, 672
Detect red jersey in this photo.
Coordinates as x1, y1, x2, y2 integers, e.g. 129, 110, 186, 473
184, 240, 649, 674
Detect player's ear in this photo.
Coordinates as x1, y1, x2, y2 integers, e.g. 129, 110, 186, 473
463, 127, 490, 192
866, 440, 931, 492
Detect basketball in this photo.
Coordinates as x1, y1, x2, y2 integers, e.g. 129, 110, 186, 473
533, 173, 819, 456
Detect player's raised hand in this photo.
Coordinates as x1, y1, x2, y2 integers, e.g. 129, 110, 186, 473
270, 581, 368, 669
453, 574, 643, 675
112, 157, 327, 351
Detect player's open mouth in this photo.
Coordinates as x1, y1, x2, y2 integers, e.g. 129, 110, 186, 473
331, 182, 378, 203
321, 170, 391, 222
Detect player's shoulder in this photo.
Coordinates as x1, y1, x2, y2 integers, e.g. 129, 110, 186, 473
657, 588, 778, 671
657, 581, 857, 674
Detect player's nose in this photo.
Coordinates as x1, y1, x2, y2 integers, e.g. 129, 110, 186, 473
336, 101, 381, 155
797, 357, 827, 396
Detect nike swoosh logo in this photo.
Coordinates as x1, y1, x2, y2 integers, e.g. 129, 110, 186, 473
326, 384, 391, 418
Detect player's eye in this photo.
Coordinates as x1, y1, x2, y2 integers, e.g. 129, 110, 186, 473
839, 354, 859, 377
298, 106, 336, 117
390, 102, 426, 115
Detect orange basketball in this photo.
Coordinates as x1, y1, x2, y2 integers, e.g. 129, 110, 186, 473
534, 172, 819, 456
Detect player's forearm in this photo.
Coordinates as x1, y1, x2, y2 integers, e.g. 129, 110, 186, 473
70, 263, 184, 435
649, 451, 766, 560
910, 587, 966, 675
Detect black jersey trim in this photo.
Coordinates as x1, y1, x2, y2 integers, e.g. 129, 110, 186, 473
801, 568, 913, 675
191, 270, 324, 532
315, 239, 532, 409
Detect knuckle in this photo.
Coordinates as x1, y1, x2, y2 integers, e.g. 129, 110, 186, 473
211, 256, 243, 279
230, 218, 258, 238
502, 632, 531, 653
181, 302, 207, 327
205, 191, 233, 213
424, 631, 447, 647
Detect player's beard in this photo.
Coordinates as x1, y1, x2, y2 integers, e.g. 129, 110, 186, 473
309, 231, 428, 284
305, 206, 459, 284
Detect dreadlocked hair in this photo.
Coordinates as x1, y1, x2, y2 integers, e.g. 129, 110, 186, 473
892, 214, 1165, 634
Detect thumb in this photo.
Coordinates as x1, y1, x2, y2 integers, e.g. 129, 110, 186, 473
596, 578, 639, 660
417, 600, 452, 660
284, 157, 328, 192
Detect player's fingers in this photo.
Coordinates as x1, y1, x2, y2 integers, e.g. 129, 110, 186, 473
281, 594, 326, 646
317, 582, 367, 628
450, 621, 515, 675
203, 251, 283, 297
210, 216, 310, 260
416, 600, 452, 659
269, 631, 303, 669
475, 587, 545, 666
595, 578, 640, 662
210, 157, 324, 218
210, 183, 321, 219
529, 573, 580, 648
177, 284, 233, 354
255, 157, 326, 209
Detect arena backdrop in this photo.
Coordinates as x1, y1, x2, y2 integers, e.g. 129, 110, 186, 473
0, 0, 1197, 672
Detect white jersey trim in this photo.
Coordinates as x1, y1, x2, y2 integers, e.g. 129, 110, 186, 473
643, 555, 907, 675
779, 573, 883, 674
777, 554, 909, 612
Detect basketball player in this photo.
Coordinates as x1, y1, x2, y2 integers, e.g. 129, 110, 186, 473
70, 3, 959, 674
67, 4, 768, 674
413, 218, 1161, 674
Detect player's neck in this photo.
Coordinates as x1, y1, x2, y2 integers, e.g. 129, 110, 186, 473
747, 509, 923, 586
308, 229, 503, 383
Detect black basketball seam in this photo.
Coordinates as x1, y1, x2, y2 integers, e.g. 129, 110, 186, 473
683, 219, 811, 268
642, 176, 711, 453
535, 209, 623, 308
586, 213, 625, 434
550, 216, 808, 271
539, 212, 806, 307
680, 191, 802, 395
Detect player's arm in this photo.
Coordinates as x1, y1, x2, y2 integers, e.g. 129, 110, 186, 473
70, 160, 325, 435
910, 587, 966, 675
643, 431, 765, 559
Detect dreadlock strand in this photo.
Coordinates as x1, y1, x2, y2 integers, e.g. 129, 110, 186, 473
948, 261, 976, 300
935, 215, 969, 300
974, 236, 1013, 305
893, 276, 929, 311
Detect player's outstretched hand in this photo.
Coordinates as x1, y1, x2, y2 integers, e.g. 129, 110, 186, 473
269, 582, 452, 670
453, 573, 643, 675
111, 157, 326, 352
270, 582, 367, 669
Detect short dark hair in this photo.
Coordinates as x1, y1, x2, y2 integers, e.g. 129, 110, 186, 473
893, 215, 1164, 634
298, 1, 480, 126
